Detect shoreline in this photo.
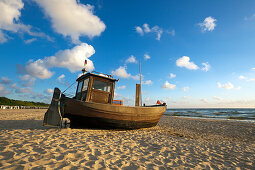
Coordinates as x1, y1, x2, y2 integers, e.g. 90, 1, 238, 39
0, 109, 254, 169
166, 107, 255, 109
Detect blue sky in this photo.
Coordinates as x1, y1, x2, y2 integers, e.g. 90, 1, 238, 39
1, 0, 255, 108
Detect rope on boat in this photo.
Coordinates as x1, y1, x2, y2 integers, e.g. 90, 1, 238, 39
62, 81, 76, 94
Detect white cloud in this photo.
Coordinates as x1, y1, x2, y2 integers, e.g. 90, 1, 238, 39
217, 82, 234, 90
0, 30, 7, 43
57, 74, 68, 85
151, 25, 163, 40
19, 74, 33, 81
10, 83, 17, 89
111, 66, 139, 80
239, 75, 246, 80
247, 78, 255, 82
144, 54, 150, 60
0, 84, 10, 96
135, 26, 143, 36
161, 81, 176, 90
123, 96, 133, 106
236, 86, 241, 90
26, 29, 54, 42
244, 14, 255, 21
169, 73, 176, 79
10, 83, 33, 94
143, 23, 151, 33
111, 66, 131, 79
200, 98, 208, 103
57, 74, 65, 81
44, 88, 53, 95
0, 0, 30, 42
217, 82, 240, 90
0, 0, 53, 43
15, 87, 32, 93
145, 97, 151, 103
30, 91, 52, 103
252, 68, 255, 71
166, 29, 175, 36
0, 77, 12, 84
183, 96, 190, 99
116, 85, 126, 90
142, 80, 152, 85
131, 75, 140, 80
183, 86, 189, 92
213, 96, 223, 101
25, 43, 95, 79
176, 56, 199, 70
199, 16, 217, 32
126, 55, 137, 64
239, 75, 255, 82
201, 62, 210, 72
34, 0, 106, 43
19, 74, 35, 87
135, 23, 164, 40
0, 0, 26, 32
25, 59, 54, 79
24, 38, 37, 44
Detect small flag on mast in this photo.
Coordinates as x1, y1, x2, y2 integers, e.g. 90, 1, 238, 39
82, 59, 88, 74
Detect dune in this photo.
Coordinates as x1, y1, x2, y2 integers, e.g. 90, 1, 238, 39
0, 109, 254, 169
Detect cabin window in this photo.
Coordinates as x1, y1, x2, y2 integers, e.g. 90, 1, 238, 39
77, 81, 83, 93
82, 78, 89, 91
93, 80, 111, 92
76, 81, 83, 100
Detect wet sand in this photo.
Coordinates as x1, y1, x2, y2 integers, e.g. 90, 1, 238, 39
0, 109, 254, 169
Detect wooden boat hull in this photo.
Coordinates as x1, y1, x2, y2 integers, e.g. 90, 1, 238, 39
60, 96, 166, 129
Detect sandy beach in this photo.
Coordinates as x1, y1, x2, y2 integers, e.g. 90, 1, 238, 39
0, 109, 254, 169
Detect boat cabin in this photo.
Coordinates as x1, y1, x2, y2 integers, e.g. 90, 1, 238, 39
75, 73, 118, 104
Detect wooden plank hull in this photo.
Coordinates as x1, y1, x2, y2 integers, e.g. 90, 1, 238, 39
60, 96, 166, 129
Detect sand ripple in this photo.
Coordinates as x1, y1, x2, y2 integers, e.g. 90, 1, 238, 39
0, 110, 255, 169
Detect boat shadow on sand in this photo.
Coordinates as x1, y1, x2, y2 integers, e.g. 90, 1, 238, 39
0, 120, 51, 130
0, 119, 135, 131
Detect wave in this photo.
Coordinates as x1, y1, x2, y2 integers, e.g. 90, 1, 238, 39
164, 109, 255, 121
227, 116, 255, 120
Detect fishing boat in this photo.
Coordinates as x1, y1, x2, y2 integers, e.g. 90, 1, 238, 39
43, 61, 166, 129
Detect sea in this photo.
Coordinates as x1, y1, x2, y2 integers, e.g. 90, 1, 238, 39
165, 108, 255, 122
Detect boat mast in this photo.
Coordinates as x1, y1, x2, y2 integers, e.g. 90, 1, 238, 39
135, 57, 142, 107
139, 57, 142, 106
